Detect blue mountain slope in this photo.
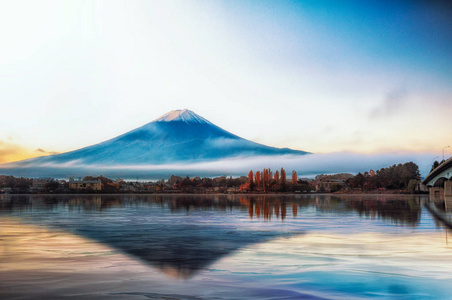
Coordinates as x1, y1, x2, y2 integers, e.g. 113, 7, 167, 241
11, 109, 309, 166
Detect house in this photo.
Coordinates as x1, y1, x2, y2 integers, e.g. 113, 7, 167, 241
30, 177, 55, 193
69, 178, 102, 191
315, 179, 346, 192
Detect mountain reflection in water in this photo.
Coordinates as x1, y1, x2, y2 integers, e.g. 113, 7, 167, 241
0, 194, 425, 278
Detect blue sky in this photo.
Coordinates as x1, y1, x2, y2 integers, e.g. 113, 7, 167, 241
0, 0, 451, 163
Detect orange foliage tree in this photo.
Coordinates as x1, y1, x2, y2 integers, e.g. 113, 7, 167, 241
240, 182, 250, 192
255, 171, 261, 188
280, 168, 286, 185
292, 170, 297, 184
262, 168, 270, 193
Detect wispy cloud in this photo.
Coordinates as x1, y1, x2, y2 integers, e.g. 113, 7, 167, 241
370, 87, 408, 119
35, 148, 60, 155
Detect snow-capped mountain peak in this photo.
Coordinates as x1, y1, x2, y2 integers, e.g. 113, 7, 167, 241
0, 109, 309, 176
154, 109, 212, 125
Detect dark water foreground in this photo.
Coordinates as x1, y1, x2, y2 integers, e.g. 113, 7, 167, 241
1, 194, 452, 299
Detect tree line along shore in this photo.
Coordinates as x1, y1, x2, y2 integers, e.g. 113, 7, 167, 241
0, 162, 423, 195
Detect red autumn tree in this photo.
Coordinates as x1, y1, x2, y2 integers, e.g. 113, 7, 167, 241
292, 170, 297, 184
255, 171, 261, 188
262, 168, 270, 193
280, 168, 286, 185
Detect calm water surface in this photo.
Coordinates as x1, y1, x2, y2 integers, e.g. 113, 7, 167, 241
1, 194, 451, 299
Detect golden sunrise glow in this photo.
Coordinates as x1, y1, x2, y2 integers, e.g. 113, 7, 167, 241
0, 141, 57, 164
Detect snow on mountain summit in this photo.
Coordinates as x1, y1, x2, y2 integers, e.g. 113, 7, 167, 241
154, 109, 212, 125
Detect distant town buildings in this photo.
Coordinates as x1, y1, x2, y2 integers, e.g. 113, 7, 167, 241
0, 162, 424, 195
68, 178, 102, 191
30, 177, 54, 193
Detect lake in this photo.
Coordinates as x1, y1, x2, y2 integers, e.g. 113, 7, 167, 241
1, 194, 451, 299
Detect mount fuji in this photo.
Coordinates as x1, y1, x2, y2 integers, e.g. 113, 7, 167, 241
0, 109, 435, 178
4, 109, 309, 174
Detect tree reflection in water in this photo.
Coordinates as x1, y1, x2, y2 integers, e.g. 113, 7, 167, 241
0, 194, 424, 225
0, 194, 428, 278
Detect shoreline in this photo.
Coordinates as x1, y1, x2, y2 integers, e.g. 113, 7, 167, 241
0, 192, 428, 197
